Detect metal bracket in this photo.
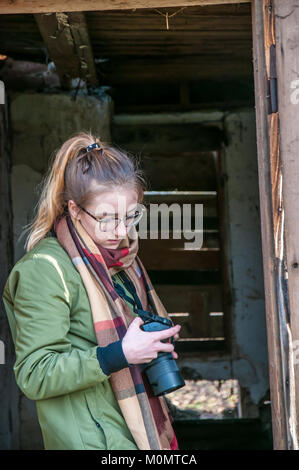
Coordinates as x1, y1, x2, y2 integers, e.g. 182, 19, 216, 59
268, 44, 278, 114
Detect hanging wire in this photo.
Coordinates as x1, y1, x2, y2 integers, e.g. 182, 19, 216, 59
153, 7, 187, 30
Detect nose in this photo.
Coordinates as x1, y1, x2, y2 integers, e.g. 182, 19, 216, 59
114, 219, 127, 238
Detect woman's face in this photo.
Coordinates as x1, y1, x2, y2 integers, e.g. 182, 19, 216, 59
68, 186, 139, 248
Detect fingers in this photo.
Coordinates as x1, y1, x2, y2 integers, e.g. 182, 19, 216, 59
132, 316, 180, 340
152, 324, 181, 341
124, 317, 181, 365
156, 342, 179, 359
156, 341, 175, 353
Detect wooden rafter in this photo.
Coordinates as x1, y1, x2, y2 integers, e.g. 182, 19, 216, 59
1, 0, 250, 15
34, 12, 98, 89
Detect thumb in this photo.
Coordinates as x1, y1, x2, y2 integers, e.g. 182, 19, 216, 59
131, 316, 144, 327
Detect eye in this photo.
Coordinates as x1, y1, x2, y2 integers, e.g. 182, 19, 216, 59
100, 216, 116, 222
126, 210, 138, 219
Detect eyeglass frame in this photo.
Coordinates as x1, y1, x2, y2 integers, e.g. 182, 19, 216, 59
77, 203, 146, 232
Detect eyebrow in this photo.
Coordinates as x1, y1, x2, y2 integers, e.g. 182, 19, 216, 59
96, 207, 137, 218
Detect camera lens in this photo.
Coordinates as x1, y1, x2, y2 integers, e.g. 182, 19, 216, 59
141, 352, 185, 397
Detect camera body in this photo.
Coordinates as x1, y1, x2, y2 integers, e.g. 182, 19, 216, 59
137, 309, 185, 397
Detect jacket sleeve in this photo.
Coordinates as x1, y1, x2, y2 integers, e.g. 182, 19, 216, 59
3, 256, 111, 401
96, 339, 131, 374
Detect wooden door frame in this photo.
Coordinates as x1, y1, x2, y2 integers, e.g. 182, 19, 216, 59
271, 0, 299, 450
251, 0, 287, 449
252, 0, 299, 450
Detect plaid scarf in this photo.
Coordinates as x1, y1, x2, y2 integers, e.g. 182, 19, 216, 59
94, 242, 128, 269
54, 213, 178, 450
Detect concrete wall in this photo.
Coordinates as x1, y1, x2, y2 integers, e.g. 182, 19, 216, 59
223, 110, 269, 406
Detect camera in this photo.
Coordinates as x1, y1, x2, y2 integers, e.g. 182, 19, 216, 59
137, 309, 185, 397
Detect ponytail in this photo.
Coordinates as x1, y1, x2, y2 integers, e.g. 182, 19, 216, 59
23, 131, 146, 252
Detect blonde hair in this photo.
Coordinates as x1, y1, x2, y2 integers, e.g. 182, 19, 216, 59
23, 130, 147, 252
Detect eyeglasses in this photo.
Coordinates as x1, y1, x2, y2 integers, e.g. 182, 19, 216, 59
78, 204, 146, 232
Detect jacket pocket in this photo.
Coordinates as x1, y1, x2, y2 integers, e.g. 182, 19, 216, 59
84, 391, 108, 449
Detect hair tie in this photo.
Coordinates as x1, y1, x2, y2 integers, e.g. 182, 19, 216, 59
86, 142, 100, 152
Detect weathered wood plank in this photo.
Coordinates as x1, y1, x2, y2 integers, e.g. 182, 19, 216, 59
85, 4, 252, 32
273, 0, 299, 448
0, 4, 252, 35
34, 12, 98, 88
98, 55, 252, 83
251, 0, 288, 449
0, 6, 252, 59
0, 0, 251, 15
155, 284, 224, 338
138, 241, 220, 270
114, 99, 254, 114
91, 33, 252, 57
91, 30, 252, 41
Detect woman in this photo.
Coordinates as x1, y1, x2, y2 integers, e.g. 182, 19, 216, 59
2, 131, 181, 450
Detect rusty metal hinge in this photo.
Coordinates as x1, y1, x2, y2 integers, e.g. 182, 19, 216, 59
267, 44, 278, 114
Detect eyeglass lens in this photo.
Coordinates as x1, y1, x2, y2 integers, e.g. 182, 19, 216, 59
99, 208, 144, 231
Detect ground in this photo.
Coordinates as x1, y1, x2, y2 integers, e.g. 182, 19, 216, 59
165, 379, 240, 420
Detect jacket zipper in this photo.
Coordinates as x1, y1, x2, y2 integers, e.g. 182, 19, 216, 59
85, 397, 106, 434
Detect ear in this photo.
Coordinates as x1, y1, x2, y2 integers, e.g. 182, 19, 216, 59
68, 200, 81, 220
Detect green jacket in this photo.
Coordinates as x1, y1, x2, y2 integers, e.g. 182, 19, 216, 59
2, 236, 139, 450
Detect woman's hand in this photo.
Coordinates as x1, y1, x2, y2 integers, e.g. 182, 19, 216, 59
122, 317, 181, 364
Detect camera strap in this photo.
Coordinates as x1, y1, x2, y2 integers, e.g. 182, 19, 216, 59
112, 270, 143, 315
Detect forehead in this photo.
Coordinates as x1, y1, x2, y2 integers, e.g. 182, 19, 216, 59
90, 188, 138, 215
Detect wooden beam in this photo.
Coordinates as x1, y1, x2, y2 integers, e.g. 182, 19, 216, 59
273, 0, 299, 448
1, 1, 251, 15
86, 5, 252, 32
114, 100, 254, 114
113, 111, 225, 125
251, 0, 288, 449
34, 12, 98, 89
98, 55, 252, 84
91, 30, 252, 57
